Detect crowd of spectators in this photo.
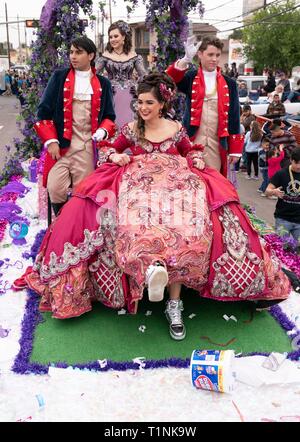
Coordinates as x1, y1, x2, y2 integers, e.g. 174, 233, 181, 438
0, 69, 30, 106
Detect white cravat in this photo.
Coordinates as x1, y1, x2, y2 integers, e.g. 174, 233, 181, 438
203, 69, 217, 98
74, 69, 93, 100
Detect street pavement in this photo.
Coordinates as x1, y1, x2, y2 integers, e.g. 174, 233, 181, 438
236, 171, 276, 226
0, 95, 21, 170
0, 94, 276, 226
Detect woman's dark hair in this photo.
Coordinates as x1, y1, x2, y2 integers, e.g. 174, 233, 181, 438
71, 37, 97, 67
135, 72, 176, 142
105, 20, 132, 54
250, 121, 262, 142
198, 37, 224, 52
291, 146, 300, 162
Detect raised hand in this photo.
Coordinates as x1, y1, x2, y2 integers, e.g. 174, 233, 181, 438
182, 36, 202, 64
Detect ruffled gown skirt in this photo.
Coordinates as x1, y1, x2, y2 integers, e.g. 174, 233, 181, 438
26, 153, 290, 318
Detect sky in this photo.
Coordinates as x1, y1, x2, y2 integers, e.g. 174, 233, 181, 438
0, 0, 247, 48
0, 0, 270, 48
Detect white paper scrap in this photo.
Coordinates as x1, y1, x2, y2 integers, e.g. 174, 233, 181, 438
132, 357, 146, 369
262, 352, 288, 371
117, 309, 127, 315
138, 325, 146, 333
98, 359, 108, 368
234, 355, 300, 388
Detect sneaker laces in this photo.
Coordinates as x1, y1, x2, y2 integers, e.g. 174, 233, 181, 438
166, 300, 183, 325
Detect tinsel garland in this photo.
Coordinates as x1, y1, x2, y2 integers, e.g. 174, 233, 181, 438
265, 234, 300, 278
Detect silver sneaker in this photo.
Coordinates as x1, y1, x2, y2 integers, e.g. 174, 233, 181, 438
165, 299, 186, 340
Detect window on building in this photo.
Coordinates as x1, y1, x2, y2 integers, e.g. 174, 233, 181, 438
135, 29, 141, 48
143, 31, 149, 46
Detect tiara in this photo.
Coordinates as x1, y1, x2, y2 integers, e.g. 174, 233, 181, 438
159, 83, 175, 102
117, 21, 131, 35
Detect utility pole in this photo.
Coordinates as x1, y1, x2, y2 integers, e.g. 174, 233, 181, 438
101, 10, 105, 52
17, 14, 21, 63
5, 3, 11, 68
24, 25, 28, 62
109, 0, 112, 25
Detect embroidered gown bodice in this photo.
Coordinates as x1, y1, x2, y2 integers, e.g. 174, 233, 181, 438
96, 55, 146, 89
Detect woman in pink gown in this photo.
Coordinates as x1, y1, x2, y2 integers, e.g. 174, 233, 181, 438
26, 73, 290, 341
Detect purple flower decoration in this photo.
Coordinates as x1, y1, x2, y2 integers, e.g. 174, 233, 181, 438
40, 0, 58, 32
0, 325, 10, 338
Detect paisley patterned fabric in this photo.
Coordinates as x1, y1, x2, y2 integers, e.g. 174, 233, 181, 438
116, 152, 213, 304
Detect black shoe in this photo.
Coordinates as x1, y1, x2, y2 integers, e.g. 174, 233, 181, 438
255, 299, 285, 311
281, 267, 300, 292
51, 202, 65, 216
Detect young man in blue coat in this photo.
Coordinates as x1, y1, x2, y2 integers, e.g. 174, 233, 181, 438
166, 36, 243, 177
34, 37, 116, 215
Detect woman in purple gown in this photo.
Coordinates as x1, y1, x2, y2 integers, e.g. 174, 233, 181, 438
96, 20, 146, 129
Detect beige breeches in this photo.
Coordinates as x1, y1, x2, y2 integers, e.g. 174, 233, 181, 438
47, 99, 94, 203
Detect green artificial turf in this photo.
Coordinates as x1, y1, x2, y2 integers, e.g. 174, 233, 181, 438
30, 289, 292, 365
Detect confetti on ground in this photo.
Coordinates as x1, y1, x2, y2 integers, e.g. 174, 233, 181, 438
98, 359, 108, 368
117, 309, 127, 315
272, 402, 281, 408
132, 357, 146, 369
0, 325, 9, 338
200, 336, 236, 347
223, 315, 237, 322
232, 400, 245, 422
138, 325, 146, 333
188, 314, 196, 319
145, 310, 152, 316
243, 310, 254, 324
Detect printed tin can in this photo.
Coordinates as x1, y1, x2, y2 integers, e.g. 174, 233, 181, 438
190, 349, 235, 393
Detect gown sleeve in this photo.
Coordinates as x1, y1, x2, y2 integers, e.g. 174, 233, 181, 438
134, 55, 146, 80
97, 124, 135, 165
95, 56, 106, 73
176, 129, 204, 159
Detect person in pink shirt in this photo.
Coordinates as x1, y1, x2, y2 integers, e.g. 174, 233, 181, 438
268, 144, 285, 186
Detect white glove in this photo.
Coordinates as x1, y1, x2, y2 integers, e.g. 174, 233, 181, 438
92, 128, 107, 141
181, 36, 202, 64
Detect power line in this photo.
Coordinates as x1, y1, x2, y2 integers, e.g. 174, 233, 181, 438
218, 1, 300, 33
210, 0, 284, 27
204, 0, 237, 13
